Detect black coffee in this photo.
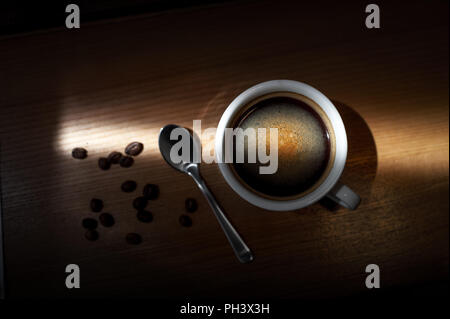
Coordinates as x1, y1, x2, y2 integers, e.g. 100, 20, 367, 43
232, 96, 331, 197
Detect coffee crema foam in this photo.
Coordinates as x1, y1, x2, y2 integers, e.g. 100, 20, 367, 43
232, 96, 331, 198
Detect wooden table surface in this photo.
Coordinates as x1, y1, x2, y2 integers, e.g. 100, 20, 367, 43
0, 0, 448, 299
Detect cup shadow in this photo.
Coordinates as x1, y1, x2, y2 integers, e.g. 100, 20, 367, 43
317, 101, 378, 212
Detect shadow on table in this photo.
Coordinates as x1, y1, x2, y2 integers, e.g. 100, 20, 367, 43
318, 101, 378, 211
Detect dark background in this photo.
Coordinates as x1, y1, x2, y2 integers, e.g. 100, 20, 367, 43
0, 0, 448, 309
0, 0, 231, 36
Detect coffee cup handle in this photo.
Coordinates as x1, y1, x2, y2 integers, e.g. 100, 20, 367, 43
325, 183, 361, 210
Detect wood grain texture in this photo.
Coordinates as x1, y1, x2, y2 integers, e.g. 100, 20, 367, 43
0, 0, 448, 298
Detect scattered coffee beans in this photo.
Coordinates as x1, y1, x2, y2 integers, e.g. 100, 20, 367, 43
137, 210, 153, 223
126, 233, 142, 245
98, 157, 111, 170
133, 197, 148, 210
143, 184, 159, 200
185, 198, 198, 213
85, 229, 99, 241
119, 156, 134, 168
82, 218, 98, 229
179, 215, 192, 227
99, 213, 115, 227
107, 151, 122, 164
125, 142, 144, 156
121, 180, 137, 193
72, 147, 88, 159
90, 198, 103, 212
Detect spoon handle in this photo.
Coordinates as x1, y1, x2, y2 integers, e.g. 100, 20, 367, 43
187, 166, 253, 263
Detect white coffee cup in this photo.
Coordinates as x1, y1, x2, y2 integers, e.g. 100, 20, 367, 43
215, 80, 360, 211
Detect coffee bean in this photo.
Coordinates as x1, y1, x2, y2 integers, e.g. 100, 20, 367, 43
125, 142, 144, 156
99, 213, 115, 227
82, 218, 98, 229
72, 147, 87, 159
143, 184, 159, 200
121, 180, 137, 193
107, 151, 122, 164
137, 210, 153, 223
126, 233, 142, 245
179, 214, 192, 227
98, 157, 111, 170
185, 198, 198, 213
90, 198, 103, 212
119, 156, 134, 168
85, 229, 99, 241
133, 197, 148, 210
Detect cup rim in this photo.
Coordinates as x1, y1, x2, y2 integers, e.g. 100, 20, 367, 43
215, 80, 347, 211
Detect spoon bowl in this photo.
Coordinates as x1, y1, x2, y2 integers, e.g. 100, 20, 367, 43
158, 124, 195, 173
